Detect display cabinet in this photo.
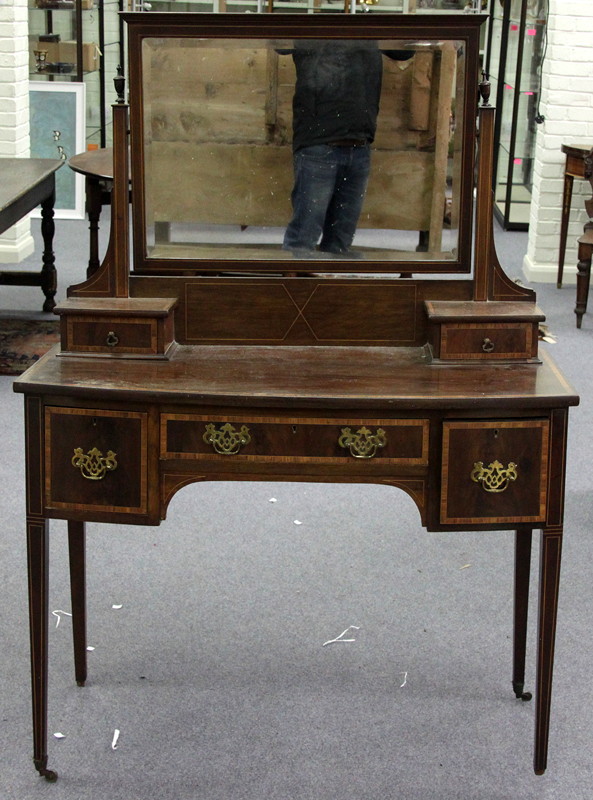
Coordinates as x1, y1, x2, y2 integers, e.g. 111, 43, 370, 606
485, 0, 547, 229
14, 12, 578, 785
28, 0, 124, 146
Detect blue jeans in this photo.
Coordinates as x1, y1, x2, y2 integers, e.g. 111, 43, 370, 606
282, 144, 371, 255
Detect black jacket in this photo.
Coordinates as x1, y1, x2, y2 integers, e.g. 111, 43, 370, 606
282, 40, 413, 152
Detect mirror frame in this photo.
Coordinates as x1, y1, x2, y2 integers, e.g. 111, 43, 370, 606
124, 12, 486, 275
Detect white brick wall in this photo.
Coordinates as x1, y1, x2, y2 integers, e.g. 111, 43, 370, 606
523, 0, 593, 283
0, 0, 33, 263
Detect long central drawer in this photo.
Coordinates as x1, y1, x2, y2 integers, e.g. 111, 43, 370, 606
160, 414, 430, 466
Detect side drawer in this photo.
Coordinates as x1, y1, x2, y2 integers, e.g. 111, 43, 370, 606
45, 407, 148, 514
63, 315, 162, 356
440, 419, 549, 525
438, 322, 538, 360
161, 414, 430, 466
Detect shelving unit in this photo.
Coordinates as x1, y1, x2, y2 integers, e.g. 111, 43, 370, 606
484, 0, 547, 230
29, 0, 124, 147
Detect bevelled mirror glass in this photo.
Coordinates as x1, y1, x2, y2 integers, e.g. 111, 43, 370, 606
126, 15, 483, 274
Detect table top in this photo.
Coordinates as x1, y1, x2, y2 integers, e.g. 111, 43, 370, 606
69, 148, 122, 181
561, 143, 592, 158
13, 344, 579, 411
0, 157, 63, 217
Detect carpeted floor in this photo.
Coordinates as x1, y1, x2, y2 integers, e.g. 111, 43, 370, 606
0, 218, 591, 799
0, 317, 60, 375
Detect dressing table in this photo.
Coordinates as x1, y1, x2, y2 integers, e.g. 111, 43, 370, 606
13, 13, 578, 782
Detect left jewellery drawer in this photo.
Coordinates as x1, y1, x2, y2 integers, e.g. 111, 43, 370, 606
55, 297, 177, 358
44, 407, 149, 515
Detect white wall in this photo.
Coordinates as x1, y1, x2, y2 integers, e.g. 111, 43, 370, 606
0, 0, 33, 262
523, 0, 593, 284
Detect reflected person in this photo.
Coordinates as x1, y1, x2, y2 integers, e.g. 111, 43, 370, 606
280, 40, 413, 257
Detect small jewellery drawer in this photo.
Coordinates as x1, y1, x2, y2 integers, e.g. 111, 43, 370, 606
64, 315, 160, 355
440, 419, 549, 525
45, 407, 148, 514
55, 297, 177, 358
161, 414, 430, 465
438, 322, 538, 361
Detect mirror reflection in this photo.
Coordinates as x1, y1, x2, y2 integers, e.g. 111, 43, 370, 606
141, 36, 464, 263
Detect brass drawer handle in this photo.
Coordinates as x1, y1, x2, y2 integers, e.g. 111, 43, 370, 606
471, 460, 518, 493
481, 337, 495, 353
106, 331, 119, 347
338, 426, 387, 459
203, 423, 251, 455
71, 447, 118, 480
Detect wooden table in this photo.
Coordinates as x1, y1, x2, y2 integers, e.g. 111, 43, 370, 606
0, 158, 63, 312
558, 145, 592, 288
14, 335, 579, 781
13, 12, 579, 786
68, 148, 124, 278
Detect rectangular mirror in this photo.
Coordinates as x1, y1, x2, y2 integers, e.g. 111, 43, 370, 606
125, 14, 484, 273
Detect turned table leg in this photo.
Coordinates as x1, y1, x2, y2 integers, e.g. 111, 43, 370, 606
575, 228, 593, 328
39, 190, 57, 313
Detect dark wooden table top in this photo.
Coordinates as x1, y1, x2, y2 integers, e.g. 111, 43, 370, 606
14, 344, 579, 411
69, 148, 131, 182
0, 157, 63, 231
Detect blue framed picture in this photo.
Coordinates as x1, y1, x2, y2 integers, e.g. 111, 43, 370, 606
29, 82, 85, 219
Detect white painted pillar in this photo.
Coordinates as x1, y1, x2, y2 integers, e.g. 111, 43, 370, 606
523, 0, 593, 284
0, 0, 34, 263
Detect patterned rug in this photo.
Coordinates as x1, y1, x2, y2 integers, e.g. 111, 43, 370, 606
0, 318, 60, 376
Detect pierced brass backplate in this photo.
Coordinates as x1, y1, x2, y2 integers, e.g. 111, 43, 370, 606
338, 426, 387, 459
471, 460, 518, 493
71, 447, 118, 480
203, 422, 251, 455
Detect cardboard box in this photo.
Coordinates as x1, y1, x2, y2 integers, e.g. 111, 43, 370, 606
59, 41, 100, 73
30, 39, 99, 73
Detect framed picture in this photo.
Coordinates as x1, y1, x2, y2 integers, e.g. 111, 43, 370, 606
29, 82, 86, 219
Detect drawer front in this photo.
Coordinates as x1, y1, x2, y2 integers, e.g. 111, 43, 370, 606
440, 322, 536, 360
161, 414, 429, 466
65, 315, 158, 355
45, 407, 148, 514
440, 419, 549, 525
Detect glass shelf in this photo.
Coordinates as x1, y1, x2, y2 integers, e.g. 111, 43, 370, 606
485, 0, 547, 230
29, 0, 124, 148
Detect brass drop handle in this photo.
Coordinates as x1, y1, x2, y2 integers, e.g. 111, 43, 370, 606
481, 337, 495, 353
203, 423, 251, 455
471, 460, 517, 493
72, 447, 118, 480
338, 426, 387, 459
106, 331, 119, 347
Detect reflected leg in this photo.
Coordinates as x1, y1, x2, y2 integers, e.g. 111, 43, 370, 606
68, 520, 87, 687
283, 145, 338, 254
319, 145, 370, 255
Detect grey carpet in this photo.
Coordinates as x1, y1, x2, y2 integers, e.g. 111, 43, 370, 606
0, 218, 591, 799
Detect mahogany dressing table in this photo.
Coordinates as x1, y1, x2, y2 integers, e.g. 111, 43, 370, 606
13, 13, 578, 783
